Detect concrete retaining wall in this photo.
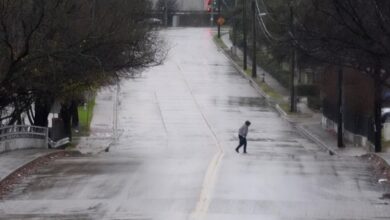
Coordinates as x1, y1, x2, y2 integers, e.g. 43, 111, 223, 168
322, 116, 374, 151
0, 138, 47, 153
0, 125, 48, 153
384, 123, 390, 141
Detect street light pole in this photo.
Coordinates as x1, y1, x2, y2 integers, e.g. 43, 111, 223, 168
233, 0, 238, 46
164, 0, 168, 27
337, 67, 344, 148
251, 0, 256, 78
243, 0, 247, 70
217, 0, 221, 38
289, 5, 296, 113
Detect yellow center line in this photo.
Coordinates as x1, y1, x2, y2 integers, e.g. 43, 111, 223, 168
175, 62, 225, 220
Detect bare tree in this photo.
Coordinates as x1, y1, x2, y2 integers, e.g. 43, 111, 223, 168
259, 0, 390, 151
290, 0, 390, 152
0, 0, 165, 134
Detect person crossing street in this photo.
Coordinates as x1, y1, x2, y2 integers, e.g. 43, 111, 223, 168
235, 121, 251, 154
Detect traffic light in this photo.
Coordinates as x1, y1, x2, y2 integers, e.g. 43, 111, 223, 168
206, 0, 218, 12
206, 0, 212, 12
213, 0, 219, 12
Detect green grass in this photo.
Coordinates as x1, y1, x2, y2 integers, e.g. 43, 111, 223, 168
279, 102, 290, 113
258, 81, 283, 100
382, 134, 390, 152
213, 35, 228, 50
244, 69, 251, 76
76, 99, 95, 136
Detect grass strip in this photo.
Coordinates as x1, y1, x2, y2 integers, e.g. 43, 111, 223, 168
76, 99, 95, 136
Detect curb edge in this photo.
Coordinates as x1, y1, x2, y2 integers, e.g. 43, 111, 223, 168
0, 150, 66, 185
296, 125, 337, 155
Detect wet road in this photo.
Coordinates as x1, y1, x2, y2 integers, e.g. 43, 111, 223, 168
1, 28, 390, 219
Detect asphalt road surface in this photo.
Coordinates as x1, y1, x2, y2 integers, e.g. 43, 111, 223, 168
1, 28, 390, 220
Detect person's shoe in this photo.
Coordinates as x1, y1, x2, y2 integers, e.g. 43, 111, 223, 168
243, 152, 247, 154
235, 148, 239, 153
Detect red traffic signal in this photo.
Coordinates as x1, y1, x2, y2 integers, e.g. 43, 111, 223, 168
207, 0, 212, 5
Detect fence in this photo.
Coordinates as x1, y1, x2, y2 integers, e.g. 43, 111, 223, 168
322, 98, 375, 149
0, 125, 48, 153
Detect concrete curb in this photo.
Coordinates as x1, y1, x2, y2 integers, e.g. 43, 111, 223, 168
364, 153, 390, 182
275, 104, 289, 120
366, 153, 390, 168
296, 125, 337, 156
0, 150, 65, 185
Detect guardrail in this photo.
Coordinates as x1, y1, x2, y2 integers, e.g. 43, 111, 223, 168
0, 125, 48, 142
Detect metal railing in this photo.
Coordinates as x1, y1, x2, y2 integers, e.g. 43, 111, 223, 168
0, 125, 48, 142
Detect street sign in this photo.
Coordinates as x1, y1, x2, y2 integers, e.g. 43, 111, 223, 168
217, 16, 225, 26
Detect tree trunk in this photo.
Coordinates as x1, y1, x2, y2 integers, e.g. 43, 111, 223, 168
71, 100, 79, 128
243, 0, 247, 70
251, 0, 257, 78
8, 104, 22, 125
60, 103, 72, 141
374, 72, 382, 152
27, 106, 34, 125
337, 67, 344, 147
34, 98, 53, 127
289, 5, 296, 113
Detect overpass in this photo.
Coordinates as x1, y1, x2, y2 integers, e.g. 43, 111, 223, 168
150, 0, 219, 26
151, 0, 207, 11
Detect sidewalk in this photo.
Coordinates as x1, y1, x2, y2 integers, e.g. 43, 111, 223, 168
0, 86, 117, 188
296, 115, 367, 157
218, 30, 368, 157
76, 85, 118, 154
0, 149, 57, 182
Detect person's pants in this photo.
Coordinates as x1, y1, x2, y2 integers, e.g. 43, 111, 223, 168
236, 135, 247, 153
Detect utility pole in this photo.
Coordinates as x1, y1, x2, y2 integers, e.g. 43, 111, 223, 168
231, 0, 239, 46
92, 0, 96, 26
243, 0, 247, 70
289, 5, 296, 113
217, 0, 221, 38
233, 0, 238, 45
337, 67, 344, 148
164, 0, 168, 27
251, 1, 256, 78
210, 1, 214, 26
374, 69, 382, 152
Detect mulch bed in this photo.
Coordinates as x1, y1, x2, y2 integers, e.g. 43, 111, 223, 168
362, 153, 390, 179
0, 150, 78, 199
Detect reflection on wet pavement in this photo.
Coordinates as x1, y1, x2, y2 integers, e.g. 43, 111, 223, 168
1, 28, 390, 220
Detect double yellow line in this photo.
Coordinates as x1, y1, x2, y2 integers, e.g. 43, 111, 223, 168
175, 63, 225, 220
